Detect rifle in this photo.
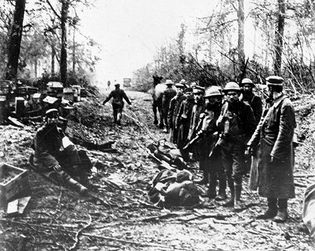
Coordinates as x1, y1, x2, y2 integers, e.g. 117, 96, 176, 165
183, 132, 203, 150
208, 133, 223, 158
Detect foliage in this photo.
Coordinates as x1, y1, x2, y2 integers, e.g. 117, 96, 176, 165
132, 0, 315, 92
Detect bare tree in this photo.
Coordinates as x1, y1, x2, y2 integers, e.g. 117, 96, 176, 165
274, 0, 286, 75
60, 0, 69, 86
5, 0, 26, 80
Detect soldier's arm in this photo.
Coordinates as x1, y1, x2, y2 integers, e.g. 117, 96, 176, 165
122, 91, 131, 105
103, 91, 113, 105
255, 96, 263, 122
167, 98, 175, 127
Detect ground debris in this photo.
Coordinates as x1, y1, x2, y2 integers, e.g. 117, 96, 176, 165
0, 91, 314, 250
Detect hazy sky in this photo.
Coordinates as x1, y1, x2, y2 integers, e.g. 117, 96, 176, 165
79, 0, 217, 84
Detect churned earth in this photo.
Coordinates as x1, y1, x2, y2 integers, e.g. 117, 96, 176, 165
0, 88, 314, 251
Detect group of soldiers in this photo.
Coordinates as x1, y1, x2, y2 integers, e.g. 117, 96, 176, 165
159, 76, 296, 223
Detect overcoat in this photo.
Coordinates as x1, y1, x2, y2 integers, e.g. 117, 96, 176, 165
247, 95, 296, 198
168, 94, 186, 143
176, 95, 194, 149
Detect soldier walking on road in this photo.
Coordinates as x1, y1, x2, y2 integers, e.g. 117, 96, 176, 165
102, 83, 131, 125
217, 82, 256, 210
246, 76, 296, 223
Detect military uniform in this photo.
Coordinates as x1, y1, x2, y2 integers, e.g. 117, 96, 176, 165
218, 82, 256, 209
162, 86, 176, 131
176, 92, 195, 161
168, 83, 186, 143
247, 76, 295, 222
103, 85, 131, 124
32, 109, 90, 194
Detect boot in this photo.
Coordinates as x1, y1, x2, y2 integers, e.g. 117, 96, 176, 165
233, 183, 243, 211
222, 180, 234, 207
257, 198, 278, 219
207, 174, 216, 199
273, 199, 288, 223
215, 178, 227, 201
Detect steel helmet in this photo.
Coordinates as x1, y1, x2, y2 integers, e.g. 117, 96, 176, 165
266, 76, 284, 86
223, 82, 241, 93
204, 86, 222, 98
165, 79, 174, 86
192, 85, 205, 94
240, 78, 254, 87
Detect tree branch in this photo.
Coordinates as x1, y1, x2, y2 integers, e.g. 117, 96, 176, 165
46, 0, 61, 20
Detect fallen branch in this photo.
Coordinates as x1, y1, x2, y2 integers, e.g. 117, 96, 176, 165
69, 214, 92, 251
178, 213, 233, 222
213, 219, 254, 226
82, 233, 168, 248
140, 212, 190, 222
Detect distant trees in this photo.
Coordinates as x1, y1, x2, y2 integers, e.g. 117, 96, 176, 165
133, 0, 315, 92
0, 0, 100, 87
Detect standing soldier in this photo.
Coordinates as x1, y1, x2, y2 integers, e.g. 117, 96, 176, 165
168, 81, 186, 144
186, 85, 205, 180
187, 85, 205, 142
195, 86, 226, 199
162, 80, 176, 133
217, 82, 256, 210
240, 78, 263, 174
176, 87, 195, 161
246, 76, 296, 222
102, 83, 131, 125
240, 78, 263, 124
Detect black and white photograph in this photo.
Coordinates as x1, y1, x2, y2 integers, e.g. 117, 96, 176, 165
0, 0, 315, 250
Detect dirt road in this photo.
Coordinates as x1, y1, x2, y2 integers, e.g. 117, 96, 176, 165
0, 90, 314, 250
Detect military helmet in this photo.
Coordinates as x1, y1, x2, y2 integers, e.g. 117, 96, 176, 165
165, 79, 174, 86
204, 86, 222, 98
223, 82, 241, 93
45, 108, 59, 118
266, 76, 284, 86
193, 85, 205, 94
240, 78, 254, 87
175, 82, 186, 89
179, 79, 186, 84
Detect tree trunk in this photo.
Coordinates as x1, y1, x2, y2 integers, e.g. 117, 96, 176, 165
237, 0, 245, 65
34, 59, 38, 78
5, 0, 26, 80
274, 0, 285, 75
60, 0, 69, 86
51, 44, 55, 75
72, 25, 76, 74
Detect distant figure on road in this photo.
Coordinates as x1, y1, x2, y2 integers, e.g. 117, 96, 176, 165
107, 80, 111, 90
102, 83, 131, 125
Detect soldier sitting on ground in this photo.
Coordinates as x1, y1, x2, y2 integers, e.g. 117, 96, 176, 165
30, 109, 92, 195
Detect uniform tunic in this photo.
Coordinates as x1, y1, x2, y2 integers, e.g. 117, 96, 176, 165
247, 95, 296, 198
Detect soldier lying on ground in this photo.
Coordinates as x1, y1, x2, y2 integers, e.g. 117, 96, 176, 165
147, 139, 187, 170
148, 169, 202, 208
30, 109, 92, 195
